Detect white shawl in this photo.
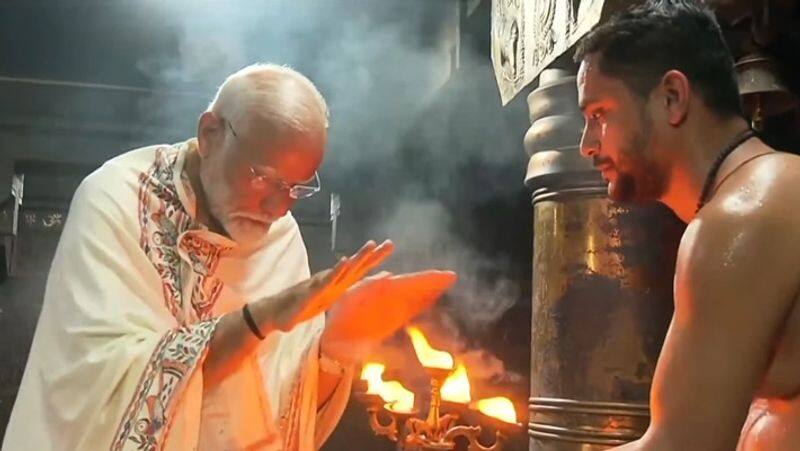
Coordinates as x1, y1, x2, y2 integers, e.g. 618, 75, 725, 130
2, 140, 351, 451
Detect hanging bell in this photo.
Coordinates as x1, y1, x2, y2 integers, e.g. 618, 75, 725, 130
735, 52, 798, 131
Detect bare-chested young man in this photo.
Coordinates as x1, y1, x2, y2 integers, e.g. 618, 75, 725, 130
574, 1, 800, 450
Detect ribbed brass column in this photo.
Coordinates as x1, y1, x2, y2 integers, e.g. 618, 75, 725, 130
525, 68, 684, 450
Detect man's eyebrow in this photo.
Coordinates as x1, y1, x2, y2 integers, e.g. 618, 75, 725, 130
579, 98, 597, 112
250, 164, 273, 176
252, 164, 315, 185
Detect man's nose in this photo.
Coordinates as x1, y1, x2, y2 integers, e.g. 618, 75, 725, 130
579, 125, 599, 159
262, 192, 295, 219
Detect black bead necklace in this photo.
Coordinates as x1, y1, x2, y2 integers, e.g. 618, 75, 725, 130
695, 128, 756, 214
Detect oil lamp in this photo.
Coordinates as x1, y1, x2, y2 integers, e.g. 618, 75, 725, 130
354, 327, 523, 450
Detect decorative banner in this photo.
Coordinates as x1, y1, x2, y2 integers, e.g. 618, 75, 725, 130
492, 0, 606, 105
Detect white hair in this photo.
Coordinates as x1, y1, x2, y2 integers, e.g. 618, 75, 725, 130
207, 63, 329, 138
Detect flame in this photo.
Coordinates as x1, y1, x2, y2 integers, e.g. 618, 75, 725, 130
406, 326, 454, 370
441, 363, 471, 403
475, 397, 517, 424
380, 381, 415, 413
360, 363, 386, 394
359, 363, 415, 413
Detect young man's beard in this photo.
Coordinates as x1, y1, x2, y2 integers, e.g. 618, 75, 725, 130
609, 121, 668, 204
612, 162, 666, 203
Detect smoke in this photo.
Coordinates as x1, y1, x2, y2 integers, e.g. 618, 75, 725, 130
0, 5, 531, 444
132, 0, 527, 317
416, 315, 524, 387
132, 0, 530, 384
365, 196, 526, 395
133, 0, 458, 160
375, 198, 519, 334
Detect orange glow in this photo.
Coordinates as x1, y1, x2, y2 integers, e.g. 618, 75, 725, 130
475, 397, 517, 424
441, 363, 471, 403
380, 381, 415, 413
360, 363, 415, 413
406, 327, 454, 370
361, 363, 387, 394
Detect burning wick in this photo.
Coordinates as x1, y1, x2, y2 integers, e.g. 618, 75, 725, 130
360, 363, 415, 413
441, 363, 471, 404
406, 326, 454, 370
472, 397, 518, 424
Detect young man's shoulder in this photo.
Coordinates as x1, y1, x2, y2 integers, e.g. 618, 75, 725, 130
684, 150, 800, 283
707, 149, 800, 222
771, 150, 800, 187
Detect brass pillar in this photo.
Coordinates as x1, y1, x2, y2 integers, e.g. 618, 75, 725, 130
525, 69, 684, 450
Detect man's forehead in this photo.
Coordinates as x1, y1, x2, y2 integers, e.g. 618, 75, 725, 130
253, 135, 324, 182
577, 55, 623, 109
576, 57, 591, 86
577, 57, 598, 107
246, 123, 324, 155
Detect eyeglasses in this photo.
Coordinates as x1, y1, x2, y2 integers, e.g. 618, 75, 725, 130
226, 118, 322, 200
248, 166, 321, 200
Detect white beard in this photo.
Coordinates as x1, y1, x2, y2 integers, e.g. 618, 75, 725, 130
222, 216, 271, 244
200, 164, 271, 244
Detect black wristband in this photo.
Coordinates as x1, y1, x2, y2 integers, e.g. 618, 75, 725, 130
242, 303, 265, 340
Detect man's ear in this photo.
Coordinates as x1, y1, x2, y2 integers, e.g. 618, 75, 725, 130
197, 111, 223, 158
659, 70, 690, 127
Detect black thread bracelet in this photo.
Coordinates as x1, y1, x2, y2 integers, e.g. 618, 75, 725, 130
242, 303, 266, 340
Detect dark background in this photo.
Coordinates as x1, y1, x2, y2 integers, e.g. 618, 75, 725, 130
0, 1, 533, 449
5, 1, 796, 449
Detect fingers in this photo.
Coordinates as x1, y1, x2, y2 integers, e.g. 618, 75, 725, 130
312, 291, 343, 315
331, 240, 376, 285
290, 242, 396, 328
350, 240, 394, 280
303, 241, 386, 321
293, 280, 347, 326
363, 270, 457, 299
333, 239, 394, 287
326, 256, 350, 285
387, 270, 458, 313
366, 270, 393, 280
319, 270, 458, 344
390, 270, 458, 290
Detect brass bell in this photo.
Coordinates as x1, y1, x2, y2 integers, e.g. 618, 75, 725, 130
735, 52, 798, 131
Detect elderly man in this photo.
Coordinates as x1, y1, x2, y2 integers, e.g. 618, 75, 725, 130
574, 1, 800, 450
2, 64, 456, 450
